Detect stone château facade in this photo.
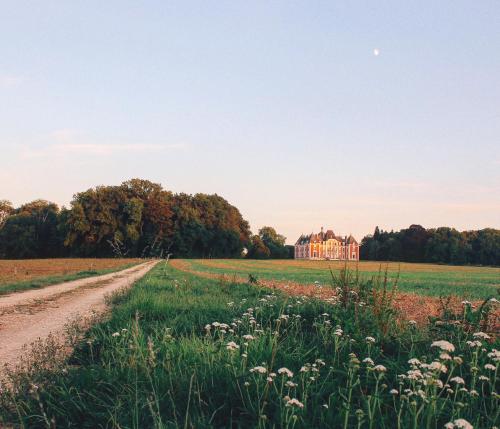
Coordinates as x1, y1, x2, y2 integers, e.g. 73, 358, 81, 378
294, 227, 359, 260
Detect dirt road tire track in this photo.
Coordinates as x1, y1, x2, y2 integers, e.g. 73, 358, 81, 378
0, 260, 159, 371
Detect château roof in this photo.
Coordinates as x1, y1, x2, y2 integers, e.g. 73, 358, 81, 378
295, 229, 358, 245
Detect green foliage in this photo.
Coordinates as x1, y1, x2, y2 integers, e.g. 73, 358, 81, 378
0, 199, 14, 227
247, 226, 290, 259
361, 225, 500, 266
0, 179, 251, 259
0, 200, 63, 259
1, 265, 498, 428
247, 235, 271, 259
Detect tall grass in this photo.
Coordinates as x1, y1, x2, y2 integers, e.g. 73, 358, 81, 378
1, 263, 498, 428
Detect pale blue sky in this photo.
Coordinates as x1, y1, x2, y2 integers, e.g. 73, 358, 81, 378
1, 1, 499, 243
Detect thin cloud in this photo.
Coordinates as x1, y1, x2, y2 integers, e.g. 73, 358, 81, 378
0, 74, 23, 88
17, 129, 187, 157
371, 180, 428, 190
52, 143, 183, 155
21, 143, 186, 158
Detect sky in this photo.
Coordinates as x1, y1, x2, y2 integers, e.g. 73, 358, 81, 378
1, 1, 499, 244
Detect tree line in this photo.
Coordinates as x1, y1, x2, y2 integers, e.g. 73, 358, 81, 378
360, 224, 500, 266
1, 181, 498, 265
0, 179, 290, 260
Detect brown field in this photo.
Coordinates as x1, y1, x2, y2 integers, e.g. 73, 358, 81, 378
0, 258, 143, 285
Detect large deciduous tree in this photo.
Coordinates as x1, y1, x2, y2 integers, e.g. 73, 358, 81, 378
0, 200, 63, 258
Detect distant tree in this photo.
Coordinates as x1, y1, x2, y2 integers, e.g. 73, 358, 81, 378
170, 192, 250, 258
258, 226, 289, 258
0, 200, 62, 258
0, 200, 14, 227
472, 229, 500, 266
400, 224, 429, 262
360, 224, 500, 266
247, 235, 271, 259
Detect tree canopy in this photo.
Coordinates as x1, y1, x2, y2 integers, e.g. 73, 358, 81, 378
0, 179, 253, 259
360, 225, 500, 266
247, 226, 289, 259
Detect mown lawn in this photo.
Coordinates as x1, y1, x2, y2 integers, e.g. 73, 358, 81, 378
175, 259, 500, 300
1, 262, 498, 428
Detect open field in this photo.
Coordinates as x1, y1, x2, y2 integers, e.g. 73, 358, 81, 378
173, 259, 500, 301
1, 262, 497, 428
0, 258, 143, 296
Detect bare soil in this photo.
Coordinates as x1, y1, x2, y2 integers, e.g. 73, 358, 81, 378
0, 260, 158, 371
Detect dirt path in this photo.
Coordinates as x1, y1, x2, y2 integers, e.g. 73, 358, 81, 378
0, 260, 159, 371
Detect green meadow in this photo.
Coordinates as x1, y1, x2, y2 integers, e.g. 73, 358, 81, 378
1, 262, 498, 428
175, 259, 500, 300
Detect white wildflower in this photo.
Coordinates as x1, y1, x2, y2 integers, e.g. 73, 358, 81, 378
373, 365, 387, 373
450, 377, 465, 385
484, 363, 496, 371
488, 349, 500, 362
250, 366, 267, 374
453, 418, 473, 429
363, 358, 374, 366
278, 367, 294, 378
286, 398, 304, 408
428, 361, 447, 373
407, 369, 423, 380
473, 332, 491, 340
226, 341, 239, 351
365, 336, 376, 344
431, 340, 455, 353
